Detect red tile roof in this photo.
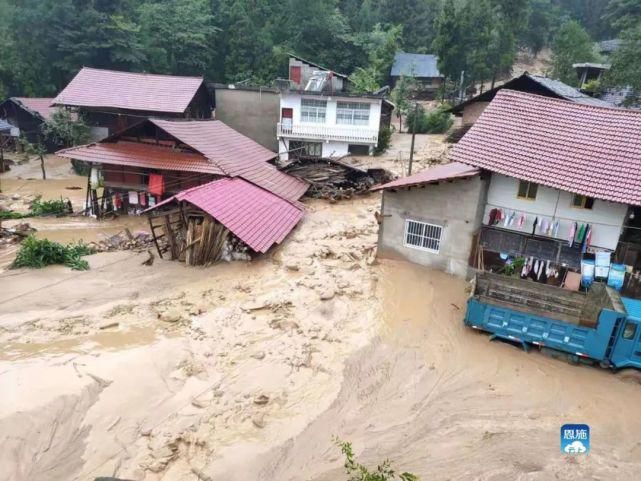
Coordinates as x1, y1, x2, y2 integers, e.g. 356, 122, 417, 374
57, 141, 223, 175
150, 119, 308, 201
52, 67, 204, 113
151, 178, 304, 253
12, 97, 55, 120
372, 162, 480, 191
450, 90, 641, 206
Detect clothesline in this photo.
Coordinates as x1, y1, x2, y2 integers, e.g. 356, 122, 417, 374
485, 202, 624, 229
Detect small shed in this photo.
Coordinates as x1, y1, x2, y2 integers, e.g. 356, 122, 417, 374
390, 52, 444, 98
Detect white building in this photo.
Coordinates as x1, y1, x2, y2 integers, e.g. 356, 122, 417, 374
276, 55, 392, 160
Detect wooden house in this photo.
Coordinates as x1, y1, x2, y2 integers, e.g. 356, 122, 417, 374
52, 68, 212, 140
0, 97, 55, 145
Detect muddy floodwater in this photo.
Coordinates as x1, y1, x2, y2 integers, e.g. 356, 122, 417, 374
2, 151, 641, 481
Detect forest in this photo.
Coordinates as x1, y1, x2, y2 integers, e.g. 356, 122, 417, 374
0, 0, 640, 103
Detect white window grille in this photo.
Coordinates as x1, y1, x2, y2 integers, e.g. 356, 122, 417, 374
404, 219, 442, 253
301, 98, 327, 123
336, 101, 370, 125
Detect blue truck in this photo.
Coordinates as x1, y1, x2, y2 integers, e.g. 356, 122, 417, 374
465, 272, 641, 373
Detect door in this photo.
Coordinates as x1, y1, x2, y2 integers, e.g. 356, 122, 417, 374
281, 108, 293, 130
290, 66, 301, 85
610, 319, 641, 368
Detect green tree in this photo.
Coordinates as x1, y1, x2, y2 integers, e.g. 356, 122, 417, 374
605, 0, 641, 34
390, 75, 416, 131
551, 20, 596, 85
432, 1, 465, 83
604, 23, 641, 105
336, 439, 419, 481
377, 0, 441, 52
349, 24, 402, 92
43, 109, 90, 147
520, 0, 561, 57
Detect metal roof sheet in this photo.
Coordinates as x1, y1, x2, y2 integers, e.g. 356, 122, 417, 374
0, 119, 12, 133
150, 119, 308, 201
450, 89, 641, 206
151, 177, 304, 253
390, 52, 442, 78
372, 162, 480, 191
12, 97, 55, 120
527, 75, 612, 107
52, 67, 204, 113
57, 141, 223, 175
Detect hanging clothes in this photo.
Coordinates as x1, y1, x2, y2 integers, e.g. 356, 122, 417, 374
581, 225, 592, 254
488, 209, 498, 225
139, 193, 147, 207
531, 217, 539, 235
576, 224, 586, 244
148, 174, 165, 197
568, 222, 577, 247
518, 214, 526, 229
128, 191, 139, 205
90, 167, 100, 189
540, 218, 549, 235
552, 221, 560, 238
585, 226, 592, 248
113, 193, 123, 210
148, 195, 156, 207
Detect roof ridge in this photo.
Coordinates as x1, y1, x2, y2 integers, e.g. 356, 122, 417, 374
497, 88, 636, 114
79, 66, 204, 81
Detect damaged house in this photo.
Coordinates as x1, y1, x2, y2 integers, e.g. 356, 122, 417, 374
375, 90, 641, 294
277, 55, 393, 160
53, 67, 213, 140
57, 118, 308, 264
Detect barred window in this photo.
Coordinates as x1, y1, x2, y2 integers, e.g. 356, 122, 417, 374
404, 219, 442, 253
301, 98, 327, 123
336, 101, 370, 125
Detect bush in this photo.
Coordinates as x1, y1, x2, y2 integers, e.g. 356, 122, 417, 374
406, 105, 454, 134
12, 236, 94, 270
374, 126, 393, 155
30, 196, 70, 216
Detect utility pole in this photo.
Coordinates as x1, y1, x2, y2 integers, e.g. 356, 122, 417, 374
459, 70, 465, 102
408, 102, 418, 176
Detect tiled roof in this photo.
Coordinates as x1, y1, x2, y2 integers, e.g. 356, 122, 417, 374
150, 177, 304, 253
57, 141, 224, 175
150, 119, 308, 201
52, 67, 204, 113
450, 89, 641, 206
372, 162, 479, 191
12, 97, 55, 120
391, 52, 441, 78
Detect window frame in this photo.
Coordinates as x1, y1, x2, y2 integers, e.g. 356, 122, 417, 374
571, 194, 595, 210
517, 180, 538, 200
403, 219, 443, 254
336, 101, 371, 126
300, 98, 327, 124
622, 321, 637, 340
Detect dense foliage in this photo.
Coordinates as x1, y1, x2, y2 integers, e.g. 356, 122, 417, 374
0, 0, 639, 101
550, 20, 596, 86
406, 104, 453, 134
12, 236, 94, 270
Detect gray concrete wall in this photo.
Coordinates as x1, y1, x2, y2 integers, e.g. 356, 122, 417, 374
214, 88, 280, 152
377, 175, 488, 277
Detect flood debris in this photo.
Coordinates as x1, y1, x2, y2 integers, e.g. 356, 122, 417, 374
89, 229, 160, 253
0, 222, 36, 246
282, 157, 394, 200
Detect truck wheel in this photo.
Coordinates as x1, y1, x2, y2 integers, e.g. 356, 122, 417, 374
616, 369, 641, 385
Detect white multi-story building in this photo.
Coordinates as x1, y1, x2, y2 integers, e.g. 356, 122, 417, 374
276, 55, 392, 161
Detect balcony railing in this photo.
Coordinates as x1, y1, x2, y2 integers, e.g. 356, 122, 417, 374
277, 122, 378, 144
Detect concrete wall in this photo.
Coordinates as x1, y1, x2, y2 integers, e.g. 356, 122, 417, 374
214, 87, 280, 151
485, 174, 628, 250
278, 138, 349, 160
462, 101, 490, 126
377, 175, 488, 277
288, 57, 345, 91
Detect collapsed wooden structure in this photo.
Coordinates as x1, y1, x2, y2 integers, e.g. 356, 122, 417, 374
145, 177, 304, 266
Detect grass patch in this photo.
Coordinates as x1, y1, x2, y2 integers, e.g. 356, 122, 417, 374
12, 236, 95, 270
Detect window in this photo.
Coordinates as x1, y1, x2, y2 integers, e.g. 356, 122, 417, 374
623, 322, 637, 340
300, 98, 327, 123
336, 102, 370, 125
404, 219, 443, 253
572, 194, 595, 210
290, 140, 322, 158
517, 180, 538, 200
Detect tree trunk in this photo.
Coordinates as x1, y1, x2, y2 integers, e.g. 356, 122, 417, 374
491, 72, 497, 90
40, 154, 46, 180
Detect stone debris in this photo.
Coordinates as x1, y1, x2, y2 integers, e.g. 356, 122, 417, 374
90, 228, 161, 253
253, 394, 270, 405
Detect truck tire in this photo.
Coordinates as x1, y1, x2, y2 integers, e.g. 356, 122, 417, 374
616, 369, 641, 385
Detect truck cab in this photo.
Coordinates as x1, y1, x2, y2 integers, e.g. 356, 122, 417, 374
610, 299, 641, 369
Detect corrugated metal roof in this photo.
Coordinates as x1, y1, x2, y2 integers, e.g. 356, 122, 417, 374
12, 97, 55, 120
598, 39, 621, 54
372, 162, 480, 191
52, 67, 204, 113
150, 177, 304, 253
390, 53, 442, 78
150, 119, 308, 201
57, 141, 224, 175
527, 75, 612, 107
450, 90, 641, 206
